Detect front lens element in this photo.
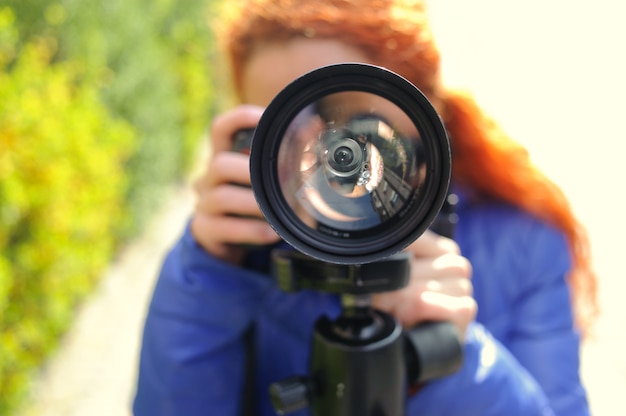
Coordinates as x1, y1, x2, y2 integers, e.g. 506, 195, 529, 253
276, 92, 426, 234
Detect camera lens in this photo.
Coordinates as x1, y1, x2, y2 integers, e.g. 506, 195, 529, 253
334, 146, 353, 167
273, 95, 425, 233
250, 63, 450, 264
325, 131, 364, 177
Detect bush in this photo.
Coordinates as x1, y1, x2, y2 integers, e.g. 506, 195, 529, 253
6, 0, 216, 234
0, 0, 217, 412
0, 9, 134, 412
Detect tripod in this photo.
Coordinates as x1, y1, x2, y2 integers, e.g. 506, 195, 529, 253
268, 249, 463, 416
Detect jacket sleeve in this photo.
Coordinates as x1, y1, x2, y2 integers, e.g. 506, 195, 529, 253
133, 224, 273, 416
503, 218, 589, 415
407, 207, 589, 415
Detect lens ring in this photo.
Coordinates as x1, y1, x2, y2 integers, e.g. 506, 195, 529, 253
325, 135, 363, 176
250, 63, 450, 264
334, 146, 354, 167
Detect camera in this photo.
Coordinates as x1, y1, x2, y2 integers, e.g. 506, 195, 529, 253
240, 64, 461, 415
248, 63, 450, 264
231, 128, 255, 155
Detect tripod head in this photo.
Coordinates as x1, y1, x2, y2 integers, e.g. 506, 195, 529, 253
266, 249, 462, 415
272, 248, 410, 295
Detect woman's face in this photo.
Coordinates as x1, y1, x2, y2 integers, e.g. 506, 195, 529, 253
241, 37, 418, 136
242, 38, 371, 106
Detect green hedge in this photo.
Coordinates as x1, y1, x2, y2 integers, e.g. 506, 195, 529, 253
6, 0, 217, 234
0, 0, 217, 413
0, 15, 134, 412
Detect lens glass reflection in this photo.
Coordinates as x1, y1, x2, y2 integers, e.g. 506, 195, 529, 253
277, 92, 427, 234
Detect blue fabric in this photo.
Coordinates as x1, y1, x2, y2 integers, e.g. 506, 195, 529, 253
133, 195, 589, 415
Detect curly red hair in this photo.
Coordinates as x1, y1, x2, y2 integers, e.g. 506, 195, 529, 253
216, 0, 598, 331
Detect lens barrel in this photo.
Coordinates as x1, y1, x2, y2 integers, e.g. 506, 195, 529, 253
250, 63, 450, 264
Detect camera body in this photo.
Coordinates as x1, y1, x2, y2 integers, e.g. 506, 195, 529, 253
231, 128, 256, 155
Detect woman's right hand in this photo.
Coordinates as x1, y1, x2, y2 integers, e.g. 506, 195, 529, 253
191, 105, 281, 264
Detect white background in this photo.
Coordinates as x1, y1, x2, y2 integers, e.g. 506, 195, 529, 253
427, 1, 626, 414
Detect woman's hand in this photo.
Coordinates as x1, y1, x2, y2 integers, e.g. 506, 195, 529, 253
191, 105, 280, 264
372, 231, 476, 340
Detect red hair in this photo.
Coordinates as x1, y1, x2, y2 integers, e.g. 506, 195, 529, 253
218, 0, 598, 331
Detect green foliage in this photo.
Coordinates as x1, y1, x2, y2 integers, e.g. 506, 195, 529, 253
0, 0, 217, 413
0, 16, 134, 413
6, 0, 216, 233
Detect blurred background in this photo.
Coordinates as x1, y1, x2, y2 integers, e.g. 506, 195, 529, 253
428, 1, 626, 414
1, 0, 624, 415
0, 0, 220, 413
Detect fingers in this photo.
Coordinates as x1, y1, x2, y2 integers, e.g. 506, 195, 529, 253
373, 233, 476, 340
190, 105, 282, 263
412, 252, 472, 284
194, 152, 251, 190
191, 171, 280, 258
407, 229, 461, 258
410, 274, 473, 298
192, 160, 281, 256
373, 264, 472, 315
191, 213, 278, 247
373, 287, 476, 341
195, 184, 261, 218
395, 292, 477, 338
190, 214, 279, 265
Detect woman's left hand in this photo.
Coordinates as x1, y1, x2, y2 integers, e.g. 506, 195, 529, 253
372, 230, 476, 341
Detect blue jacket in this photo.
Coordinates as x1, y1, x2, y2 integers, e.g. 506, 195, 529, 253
133, 196, 589, 415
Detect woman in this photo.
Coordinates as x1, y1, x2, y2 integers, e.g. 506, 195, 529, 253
133, 0, 597, 414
